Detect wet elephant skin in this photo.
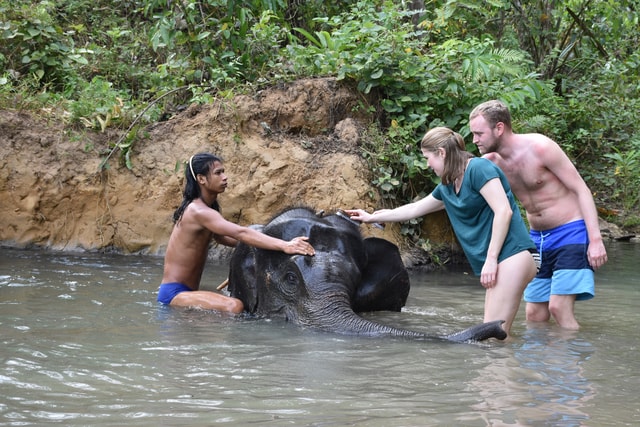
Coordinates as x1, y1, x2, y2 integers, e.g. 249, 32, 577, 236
228, 207, 506, 343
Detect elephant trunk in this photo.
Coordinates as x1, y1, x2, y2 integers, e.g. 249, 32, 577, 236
444, 320, 507, 342
302, 302, 425, 338
301, 298, 506, 342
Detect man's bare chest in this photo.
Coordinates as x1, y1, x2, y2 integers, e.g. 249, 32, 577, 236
497, 159, 548, 193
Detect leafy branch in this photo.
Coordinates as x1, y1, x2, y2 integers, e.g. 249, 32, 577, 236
98, 85, 194, 171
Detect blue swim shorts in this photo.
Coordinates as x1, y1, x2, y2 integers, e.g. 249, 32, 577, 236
524, 219, 595, 303
157, 282, 192, 305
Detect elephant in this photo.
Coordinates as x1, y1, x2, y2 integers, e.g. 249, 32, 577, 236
228, 207, 506, 343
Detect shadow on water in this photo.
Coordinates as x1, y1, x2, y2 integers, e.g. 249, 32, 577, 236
1, 242, 639, 426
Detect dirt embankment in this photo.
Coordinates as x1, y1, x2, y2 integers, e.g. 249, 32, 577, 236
0, 79, 432, 262
0, 77, 631, 267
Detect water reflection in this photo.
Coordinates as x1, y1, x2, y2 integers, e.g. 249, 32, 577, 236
468, 326, 595, 426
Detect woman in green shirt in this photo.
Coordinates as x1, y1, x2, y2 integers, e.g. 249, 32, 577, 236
346, 127, 537, 337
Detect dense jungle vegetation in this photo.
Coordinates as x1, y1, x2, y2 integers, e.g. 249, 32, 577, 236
2, 0, 639, 240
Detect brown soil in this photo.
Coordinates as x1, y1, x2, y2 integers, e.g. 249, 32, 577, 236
0, 77, 631, 267
0, 79, 421, 259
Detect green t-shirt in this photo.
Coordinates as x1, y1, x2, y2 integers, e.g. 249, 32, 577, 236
431, 157, 535, 275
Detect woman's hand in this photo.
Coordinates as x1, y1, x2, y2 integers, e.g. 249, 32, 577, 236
480, 257, 498, 288
344, 209, 373, 223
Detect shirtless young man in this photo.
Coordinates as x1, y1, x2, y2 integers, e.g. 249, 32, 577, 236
158, 153, 315, 313
469, 100, 608, 329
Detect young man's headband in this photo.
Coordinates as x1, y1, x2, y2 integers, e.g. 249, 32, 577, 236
188, 155, 197, 181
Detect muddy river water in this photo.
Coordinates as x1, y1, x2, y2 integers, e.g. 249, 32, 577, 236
1, 242, 638, 426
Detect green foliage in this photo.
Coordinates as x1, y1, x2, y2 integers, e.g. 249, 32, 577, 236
604, 139, 640, 216
360, 124, 431, 243
362, 126, 429, 198
450, 0, 640, 219
1, 0, 639, 227
287, 0, 548, 227
0, 1, 88, 91
68, 77, 130, 130
145, 0, 294, 88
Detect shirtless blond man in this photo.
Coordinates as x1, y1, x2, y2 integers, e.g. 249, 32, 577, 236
158, 153, 315, 313
469, 100, 608, 329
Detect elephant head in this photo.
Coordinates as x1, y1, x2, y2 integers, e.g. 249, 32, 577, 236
228, 207, 506, 343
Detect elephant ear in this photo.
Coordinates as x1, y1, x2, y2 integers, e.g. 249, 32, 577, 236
352, 237, 410, 313
228, 225, 262, 313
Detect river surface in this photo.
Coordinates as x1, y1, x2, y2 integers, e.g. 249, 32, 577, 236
1, 242, 638, 426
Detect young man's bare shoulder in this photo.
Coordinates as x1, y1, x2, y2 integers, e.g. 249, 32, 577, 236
517, 132, 557, 145
482, 152, 502, 163
513, 133, 556, 156
186, 199, 221, 217
178, 200, 220, 228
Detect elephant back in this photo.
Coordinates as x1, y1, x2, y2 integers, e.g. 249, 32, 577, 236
263, 207, 366, 264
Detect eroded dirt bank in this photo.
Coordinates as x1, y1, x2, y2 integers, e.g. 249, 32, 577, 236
0, 77, 631, 267
0, 79, 420, 259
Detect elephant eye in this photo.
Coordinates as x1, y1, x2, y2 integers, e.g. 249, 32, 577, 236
285, 271, 298, 285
